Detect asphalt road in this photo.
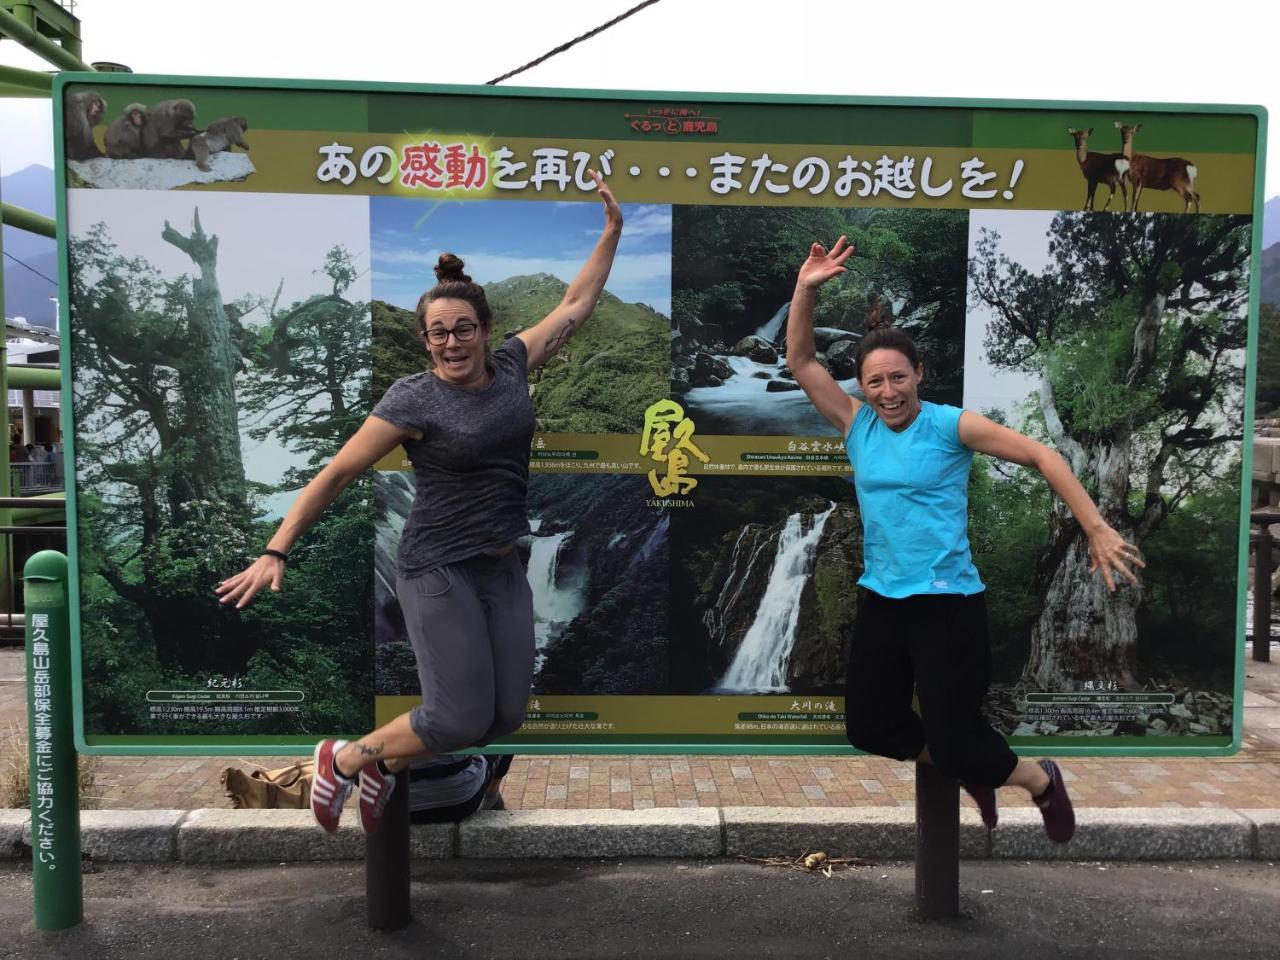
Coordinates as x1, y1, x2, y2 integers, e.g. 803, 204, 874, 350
2, 858, 1278, 959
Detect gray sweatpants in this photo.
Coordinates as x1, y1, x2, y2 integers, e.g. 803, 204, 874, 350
396, 550, 536, 754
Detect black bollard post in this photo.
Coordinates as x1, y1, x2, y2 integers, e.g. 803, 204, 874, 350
1253, 516, 1273, 663
366, 774, 411, 930
914, 762, 960, 919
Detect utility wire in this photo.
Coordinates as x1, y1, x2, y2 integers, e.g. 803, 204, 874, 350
486, 0, 662, 85
2, 249, 56, 286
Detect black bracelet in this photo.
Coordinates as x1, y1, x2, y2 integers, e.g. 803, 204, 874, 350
261, 548, 289, 564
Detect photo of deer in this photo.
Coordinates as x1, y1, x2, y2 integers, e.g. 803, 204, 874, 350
1067, 127, 1130, 212
1115, 121, 1202, 213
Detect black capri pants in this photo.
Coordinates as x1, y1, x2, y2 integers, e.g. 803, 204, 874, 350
844, 589, 1018, 787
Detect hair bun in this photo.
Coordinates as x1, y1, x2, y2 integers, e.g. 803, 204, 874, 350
866, 296, 894, 332
434, 253, 471, 284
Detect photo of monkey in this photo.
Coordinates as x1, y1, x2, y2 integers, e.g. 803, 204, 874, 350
188, 116, 250, 171
64, 90, 107, 160
104, 102, 149, 159
64, 88, 254, 190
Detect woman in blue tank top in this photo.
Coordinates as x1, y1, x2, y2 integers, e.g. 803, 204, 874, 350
783, 237, 1143, 843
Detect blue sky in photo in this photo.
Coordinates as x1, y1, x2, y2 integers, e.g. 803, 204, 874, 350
371, 197, 672, 315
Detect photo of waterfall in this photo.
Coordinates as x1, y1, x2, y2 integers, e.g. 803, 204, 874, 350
671, 204, 970, 437
373, 471, 669, 697
669, 477, 860, 696
717, 504, 837, 692
680, 303, 865, 436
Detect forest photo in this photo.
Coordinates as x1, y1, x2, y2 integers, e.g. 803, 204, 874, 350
68, 190, 375, 738
671, 206, 970, 436
375, 473, 667, 697
370, 197, 671, 433
965, 211, 1251, 738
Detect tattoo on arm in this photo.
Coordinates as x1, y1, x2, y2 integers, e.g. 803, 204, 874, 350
542, 317, 576, 358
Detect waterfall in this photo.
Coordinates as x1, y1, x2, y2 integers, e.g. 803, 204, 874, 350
754, 301, 790, 344
719, 504, 836, 693
528, 530, 586, 653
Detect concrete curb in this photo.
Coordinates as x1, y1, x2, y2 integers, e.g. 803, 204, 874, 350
1, 807, 1277, 863
459, 808, 722, 859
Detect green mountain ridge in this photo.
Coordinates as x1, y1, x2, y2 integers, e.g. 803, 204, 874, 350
372, 273, 671, 433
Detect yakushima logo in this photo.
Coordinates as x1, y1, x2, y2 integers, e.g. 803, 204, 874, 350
639, 399, 707, 504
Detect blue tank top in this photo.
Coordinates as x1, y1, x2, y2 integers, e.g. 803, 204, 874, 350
844, 401, 984, 598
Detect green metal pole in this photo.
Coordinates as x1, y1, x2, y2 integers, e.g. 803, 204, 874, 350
0, 171, 12, 629
0, 7, 92, 72
0, 202, 56, 239
0, 63, 53, 96
23, 550, 82, 930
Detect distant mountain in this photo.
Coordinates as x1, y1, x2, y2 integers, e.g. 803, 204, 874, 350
1, 164, 56, 260
1262, 242, 1280, 310
2, 249, 58, 326
1265, 195, 1279, 250
2, 164, 57, 326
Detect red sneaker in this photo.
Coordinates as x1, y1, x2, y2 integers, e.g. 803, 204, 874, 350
1034, 759, 1076, 843
962, 781, 998, 829
310, 738, 353, 834
358, 762, 397, 835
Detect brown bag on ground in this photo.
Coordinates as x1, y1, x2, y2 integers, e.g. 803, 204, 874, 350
222, 761, 314, 809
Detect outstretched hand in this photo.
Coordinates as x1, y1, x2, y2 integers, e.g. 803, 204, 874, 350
797, 235, 855, 290
589, 169, 623, 231
215, 555, 286, 610
1087, 524, 1145, 592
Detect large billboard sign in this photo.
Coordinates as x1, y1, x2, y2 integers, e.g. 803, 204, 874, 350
55, 75, 1265, 754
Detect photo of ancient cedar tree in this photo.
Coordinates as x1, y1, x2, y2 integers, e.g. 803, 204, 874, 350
965, 211, 1251, 738
667, 477, 859, 696
67, 191, 374, 737
374, 472, 667, 696
370, 197, 671, 433
670, 205, 969, 437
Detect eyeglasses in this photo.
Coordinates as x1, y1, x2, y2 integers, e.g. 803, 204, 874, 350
422, 322, 480, 346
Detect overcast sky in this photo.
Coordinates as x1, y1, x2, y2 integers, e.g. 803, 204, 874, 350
0, 0, 1276, 196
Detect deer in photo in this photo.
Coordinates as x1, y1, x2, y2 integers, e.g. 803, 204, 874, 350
1068, 127, 1130, 211
1115, 122, 1200, 213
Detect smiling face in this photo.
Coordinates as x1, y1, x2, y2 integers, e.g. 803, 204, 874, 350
422, 298, 490, 388
858, 347, 923, 431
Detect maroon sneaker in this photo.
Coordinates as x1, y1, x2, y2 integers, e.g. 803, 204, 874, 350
310, 738, 353, 834
1033, 759, 1076, 843
358, 762, 396, 835
962, 781, 998, 829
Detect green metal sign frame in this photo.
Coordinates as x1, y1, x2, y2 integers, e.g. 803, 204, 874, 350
53, 72, 1266, 757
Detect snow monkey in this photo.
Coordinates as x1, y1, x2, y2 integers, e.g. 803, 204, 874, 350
145, 99, 199, 158
188, 116, 249, 171
104, 103, 151, 159
64, 91, 107, 160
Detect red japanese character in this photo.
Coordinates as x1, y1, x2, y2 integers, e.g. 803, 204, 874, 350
400, 142, 444, 189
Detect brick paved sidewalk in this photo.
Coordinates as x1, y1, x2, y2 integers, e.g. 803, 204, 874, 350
3, 649, 1278, 815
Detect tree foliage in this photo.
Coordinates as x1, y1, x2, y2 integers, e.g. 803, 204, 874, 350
969, 213, 1250, 689
71, 216, 373, 734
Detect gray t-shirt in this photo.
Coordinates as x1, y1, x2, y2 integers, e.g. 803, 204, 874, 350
372, 337, 536, 577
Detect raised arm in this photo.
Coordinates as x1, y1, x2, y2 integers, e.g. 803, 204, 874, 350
786, 236, 861, 436
957, 411, 1144, 591
215, 414, 413, 608
517, 169, 623, 371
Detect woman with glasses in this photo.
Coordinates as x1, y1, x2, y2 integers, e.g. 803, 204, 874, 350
217, 171, 623, 835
